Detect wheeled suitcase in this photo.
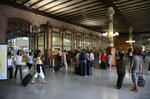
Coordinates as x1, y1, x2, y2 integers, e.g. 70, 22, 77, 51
74, 66, 79, 74
54, 63, 64, 72
74, 66, 81, 75
138, 74, 146, 87
21, 74, 32, 86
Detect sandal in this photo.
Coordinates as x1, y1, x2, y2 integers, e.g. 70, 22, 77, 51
42, 81, 47, 84
31, 81, 35, 84
131, 88, 138, 92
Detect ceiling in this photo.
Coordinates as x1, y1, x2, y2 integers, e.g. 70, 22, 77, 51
1, 0, 150, 34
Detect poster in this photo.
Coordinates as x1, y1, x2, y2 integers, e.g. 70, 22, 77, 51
0, 45, 7, 80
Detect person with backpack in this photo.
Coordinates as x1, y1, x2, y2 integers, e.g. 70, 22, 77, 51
79, 49, 88, 76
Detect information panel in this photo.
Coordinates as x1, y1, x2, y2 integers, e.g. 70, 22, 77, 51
0, 45, 7, 80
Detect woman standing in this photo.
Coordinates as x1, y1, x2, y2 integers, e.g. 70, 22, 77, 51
32, 50, 46, 84
100, 51, 106, 69
27, 52, 33, 74
62, 50, 68, 71
14, 50, 23, 80
8, 52, 14, 79
108, 53, 112, 70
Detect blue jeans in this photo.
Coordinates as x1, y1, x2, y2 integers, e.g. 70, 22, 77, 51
80, 62, 87, 76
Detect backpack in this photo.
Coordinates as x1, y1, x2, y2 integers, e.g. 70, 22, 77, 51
80, 53, 86, 60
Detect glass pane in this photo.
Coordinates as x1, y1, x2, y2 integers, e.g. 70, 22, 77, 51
38, 34, 44, 45
38, 46, 44, 55
53, 37, 62, 46
8, 21, 18, 30
64, 38, 71, 47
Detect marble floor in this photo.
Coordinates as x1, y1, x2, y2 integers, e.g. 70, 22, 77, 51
0, 60, 150, 99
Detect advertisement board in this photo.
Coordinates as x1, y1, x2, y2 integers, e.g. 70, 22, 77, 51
0, 45, 7, 80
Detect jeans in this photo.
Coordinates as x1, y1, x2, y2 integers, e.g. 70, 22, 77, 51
80, 62, 87, 76
64, 60, 68, 71
8, 67, 13, 79
117, 71, 125, 88
14, 65, 23, 80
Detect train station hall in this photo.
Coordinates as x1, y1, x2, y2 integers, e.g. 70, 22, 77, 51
0, 0, 150, 99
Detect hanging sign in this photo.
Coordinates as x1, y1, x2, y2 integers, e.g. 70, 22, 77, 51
0, 45, 7, 80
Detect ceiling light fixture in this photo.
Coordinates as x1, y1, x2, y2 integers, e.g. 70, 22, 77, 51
102, 32, 119, 37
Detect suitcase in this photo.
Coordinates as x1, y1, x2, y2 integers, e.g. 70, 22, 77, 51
74, 66, 79, 74
21, 74, 32, 86
138, 74, 146, 87
54, 63, 64, 72
74, 66, 80, 75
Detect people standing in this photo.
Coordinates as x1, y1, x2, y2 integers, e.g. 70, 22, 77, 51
89, 50, 95, 67
14, 50, 23, 80
58, 48, 62, 62
32, 50, 46, 84
79, 49, 88, 76
76, 51, 80, 67
27, 52, 33, 74
100, 51, 106, 69
116, 53, 126, 89
87, 50, 94, 76
108, 53, 112, 70
8, 52, 14, 79
62, 50, 68, 71
129, 51, 143, 92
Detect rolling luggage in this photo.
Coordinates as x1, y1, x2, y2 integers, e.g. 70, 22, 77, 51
74, 66, 79, 74
138, 74, 146, 87
54, 63, 64, 72
21, 74, 32, 86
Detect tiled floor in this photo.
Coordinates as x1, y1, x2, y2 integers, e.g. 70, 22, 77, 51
0, 58, 150, 99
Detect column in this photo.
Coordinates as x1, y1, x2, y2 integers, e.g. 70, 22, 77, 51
129, 26, 133, 48
108, 7, 115, 47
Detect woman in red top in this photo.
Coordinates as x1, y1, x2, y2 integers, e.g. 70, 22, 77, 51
100, 52, 106, 69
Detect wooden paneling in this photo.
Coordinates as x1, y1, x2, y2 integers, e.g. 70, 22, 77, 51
114, 36, 129, 52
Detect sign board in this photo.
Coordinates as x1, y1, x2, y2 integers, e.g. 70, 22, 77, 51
0, 45, 7, 80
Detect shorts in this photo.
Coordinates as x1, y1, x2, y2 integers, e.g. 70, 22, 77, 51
131, 72, 138, 83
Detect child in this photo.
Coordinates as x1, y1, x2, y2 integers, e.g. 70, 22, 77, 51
8, 52, 14, 79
